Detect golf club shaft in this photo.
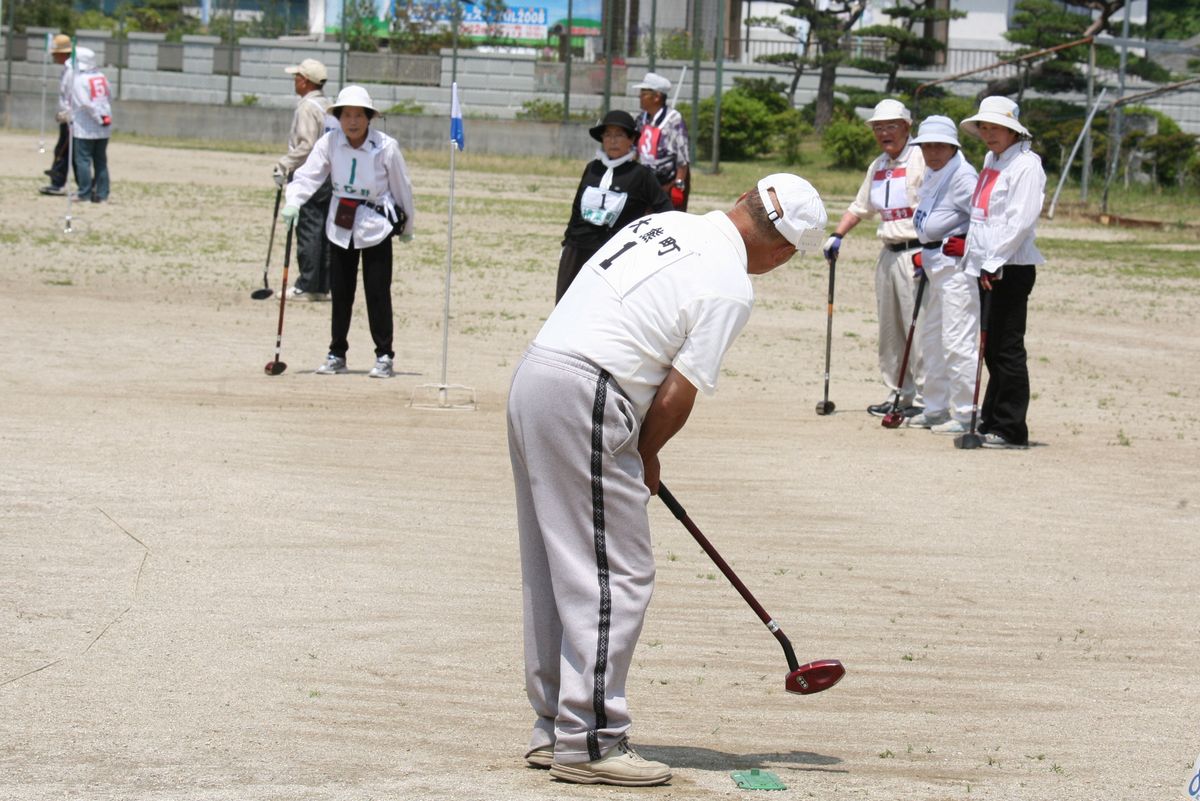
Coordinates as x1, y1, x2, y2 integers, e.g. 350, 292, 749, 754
820, 253, 836, 403
264, 187, 282, 286
657, 483, 801, 672
967, 287, 992, 433
271, 226, 294, 362
888, 271, 928, 412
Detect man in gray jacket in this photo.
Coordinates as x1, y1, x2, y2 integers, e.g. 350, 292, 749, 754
274, 58, 334, 301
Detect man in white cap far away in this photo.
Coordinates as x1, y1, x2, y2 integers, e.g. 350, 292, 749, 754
823, 98, 928, 418
633, 71, 691, 211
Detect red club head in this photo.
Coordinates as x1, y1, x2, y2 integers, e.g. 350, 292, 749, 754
881, 411, 904, 429
264, 361, 287, 376
785, 659, 845, 695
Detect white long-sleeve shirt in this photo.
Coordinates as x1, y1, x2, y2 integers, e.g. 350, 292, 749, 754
277, 90, 334, 176
913, 152, 977, 275
286, 126, 415, 249
846, 140, 926, 245
962, 142, 1046, 277
70, 49, 111, 140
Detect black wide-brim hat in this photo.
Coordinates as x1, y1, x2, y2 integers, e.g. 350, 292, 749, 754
589, 110, 638, 142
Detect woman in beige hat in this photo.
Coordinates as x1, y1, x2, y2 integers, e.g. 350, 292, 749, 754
959, 96, 1046, 449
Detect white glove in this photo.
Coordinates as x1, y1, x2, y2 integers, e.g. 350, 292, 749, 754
281, 205, 300, 229
56, 110, 70, 124
272, 167, 287, 189
822, 234, 842, 259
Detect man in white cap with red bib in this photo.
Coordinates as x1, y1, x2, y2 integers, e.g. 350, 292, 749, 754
508, 173, 826, 787
633, 71, 691, 210
823, 98, 927, 418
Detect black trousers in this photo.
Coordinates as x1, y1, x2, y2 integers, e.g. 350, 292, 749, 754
554, 242, 599, 303
295, 178, 332, 294
47, 122, 71, 188
981, 265, 1036, 445
328, 236, 394, 361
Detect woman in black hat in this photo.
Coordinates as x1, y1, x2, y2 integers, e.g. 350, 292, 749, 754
555, 110, 672, 302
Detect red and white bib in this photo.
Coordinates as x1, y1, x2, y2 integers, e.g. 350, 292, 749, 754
870, 166, 913, 222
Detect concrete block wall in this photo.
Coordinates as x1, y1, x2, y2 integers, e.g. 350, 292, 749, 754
3, 25, 1197, 140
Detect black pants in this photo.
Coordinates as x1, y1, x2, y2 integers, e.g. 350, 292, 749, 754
295, 178, 332, 294
555, 242, 600, 303
328, 236, 394, 361
981, 265, 1036, 445
47, 122, 71, 188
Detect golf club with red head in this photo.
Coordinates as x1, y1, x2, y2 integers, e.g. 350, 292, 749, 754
954, 286, 992, 449
881, 269, 929, 429
251, 187, 282, 301
815, 251, 837, 416
657, 483, 845, 695
263, 224, 294, 376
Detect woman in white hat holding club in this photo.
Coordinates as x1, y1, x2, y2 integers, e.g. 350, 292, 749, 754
283, 85, 415, 379
959, 96, 1046, 449
907, 115, 979, 435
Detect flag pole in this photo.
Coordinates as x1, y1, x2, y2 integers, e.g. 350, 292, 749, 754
439, 123, 456, 407
412, 81, 474, 410
38, 33, 50, 153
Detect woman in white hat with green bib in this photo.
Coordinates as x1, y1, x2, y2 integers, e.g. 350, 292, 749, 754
959, 96, 1046, 449
284, 85, 415, 379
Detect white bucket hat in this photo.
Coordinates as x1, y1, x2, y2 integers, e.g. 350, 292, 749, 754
961, 96, 1030, 139
910, 115, 961, 148
633, 72, 671, 95
865, 98, 912, 125
285, 58, 327, 85
757, 173, 828, 252
330, 85, 378, 114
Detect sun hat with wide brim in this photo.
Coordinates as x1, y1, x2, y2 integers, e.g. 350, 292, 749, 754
50, 34, 73, 54
757, 173, 828, 253
589, 109, 638, 142
329, 85, 378, 114
910, 115, 961, 148
961, 95, 1031, 139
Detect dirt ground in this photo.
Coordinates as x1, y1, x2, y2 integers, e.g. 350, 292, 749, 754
2, 130, 1198, 801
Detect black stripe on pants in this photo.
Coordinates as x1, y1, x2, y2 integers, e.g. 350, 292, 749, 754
328, 237, 394, 360
587, 370, 612, 762
981, 265, 1036, 445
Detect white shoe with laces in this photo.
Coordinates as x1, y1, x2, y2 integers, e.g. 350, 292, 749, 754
315, 354, 347, 375
549, 739, 671, 786
368, 355, 394, 379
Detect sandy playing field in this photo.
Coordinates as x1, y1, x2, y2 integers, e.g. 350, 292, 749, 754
2, 130, 1198, 801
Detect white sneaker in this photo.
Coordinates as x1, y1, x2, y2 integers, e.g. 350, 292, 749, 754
315, 354, 347, 374
368, 354, 393, 379
931, 419, 969, 435
285, 287, 317, 301
906, 409, 950, 429
549, 739, 671, 787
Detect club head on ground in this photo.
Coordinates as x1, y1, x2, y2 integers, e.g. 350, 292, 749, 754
785, 659, 846, 695
251, 288, 274, 300
954, 432, 984, 450
880, 411, 904, 429
815, 400, 835, 416
264, 360, 287, 376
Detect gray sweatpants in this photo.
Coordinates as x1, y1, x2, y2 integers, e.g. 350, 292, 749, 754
875, 244, 925, 405
507, 344, 655, 764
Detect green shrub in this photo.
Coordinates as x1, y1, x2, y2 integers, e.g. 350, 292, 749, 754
822, 119, 877, 168
515, 99, 592, 123
385, 99, 425, 115
691, 90, 777, 162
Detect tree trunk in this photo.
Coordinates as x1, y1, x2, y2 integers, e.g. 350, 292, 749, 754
815, 60, 838, 131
